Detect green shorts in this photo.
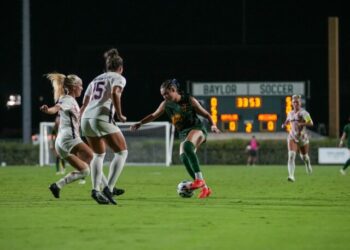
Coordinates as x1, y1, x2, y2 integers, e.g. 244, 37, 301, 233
178, 125, 208, 141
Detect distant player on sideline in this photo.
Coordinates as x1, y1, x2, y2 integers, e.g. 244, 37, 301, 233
339, 116, 350, 175
40, 73, 92, 198
80, 48, 128, 205
281, 95, 313, 182
130, 79, 220, 198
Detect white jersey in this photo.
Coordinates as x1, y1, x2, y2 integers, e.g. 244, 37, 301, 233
57, 95, 81, 139
81, 72, 126, 122
286, 109, 312, 144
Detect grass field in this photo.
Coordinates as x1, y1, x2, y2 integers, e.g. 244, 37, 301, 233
1, 165, 350, 250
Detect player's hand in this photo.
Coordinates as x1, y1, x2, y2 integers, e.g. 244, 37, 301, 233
40, 105, 49, 113
117, 114, 127, 123
130, 122, 142, 131
211, 125, 220, 133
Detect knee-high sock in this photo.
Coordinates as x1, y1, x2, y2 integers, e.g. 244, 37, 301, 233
101, 173, 108, 189
288, 151, 296, 178
56, 166, 90, 189
183, 141, 201, 173
90, 153, 105, 191
180, 153, 195, 180
343, 158, 350, 170
108, 150, 128, 191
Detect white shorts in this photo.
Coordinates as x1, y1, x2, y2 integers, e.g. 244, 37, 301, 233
81, 118, 121, 137
288, 133, 309, 147
55, 135, 83, 159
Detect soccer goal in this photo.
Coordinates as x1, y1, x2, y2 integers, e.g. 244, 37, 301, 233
39, 122, 56, 166
39, 121, 175, 167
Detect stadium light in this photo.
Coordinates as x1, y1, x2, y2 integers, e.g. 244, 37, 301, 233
6, 95, 21, 108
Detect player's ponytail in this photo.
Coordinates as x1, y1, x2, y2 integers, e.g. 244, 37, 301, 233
46, 73, 82, 102
46, 73, 66, 102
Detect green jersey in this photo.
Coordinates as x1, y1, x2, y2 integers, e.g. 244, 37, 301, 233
164, 94, 207, 140
343, 123, 350, 148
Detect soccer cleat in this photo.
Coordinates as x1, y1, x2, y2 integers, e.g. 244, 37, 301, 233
190, 179, 205, 190
91, 190, 110, 205
287, 176, 295, 182
340, 169, 346, 175
49, 183, 60, 198
78, 179, 86, 185
198, 187, 212, 199
103, 187, 117, 205
112, 187, 125, 196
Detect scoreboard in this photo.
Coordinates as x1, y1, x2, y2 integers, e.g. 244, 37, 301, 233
191, 81, 306, 133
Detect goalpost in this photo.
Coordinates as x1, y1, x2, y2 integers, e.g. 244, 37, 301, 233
39, 121, 175, 167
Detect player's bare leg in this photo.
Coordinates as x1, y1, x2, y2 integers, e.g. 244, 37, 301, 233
300, 144, 312, 174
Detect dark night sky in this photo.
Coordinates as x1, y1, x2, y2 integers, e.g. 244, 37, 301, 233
0, 0, 349, 138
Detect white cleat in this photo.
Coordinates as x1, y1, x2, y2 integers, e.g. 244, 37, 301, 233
78, 179, 86, 184
287, 176, 295, 182
340, 169, 346, 175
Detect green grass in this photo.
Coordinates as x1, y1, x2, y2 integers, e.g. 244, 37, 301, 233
1, 165, 350, 250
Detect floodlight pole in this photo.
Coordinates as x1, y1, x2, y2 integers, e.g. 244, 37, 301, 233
22, 0, 32, 143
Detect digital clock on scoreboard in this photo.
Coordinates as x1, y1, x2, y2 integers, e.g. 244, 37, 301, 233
191, 81, 306, 133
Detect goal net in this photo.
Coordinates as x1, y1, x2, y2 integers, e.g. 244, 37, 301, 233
39, 121, 175, 166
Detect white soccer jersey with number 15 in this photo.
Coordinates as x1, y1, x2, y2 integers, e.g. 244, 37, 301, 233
82, 72, 126, 122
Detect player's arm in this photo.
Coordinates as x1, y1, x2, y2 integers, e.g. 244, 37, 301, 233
191, 97, 220, 133
299, 113, 313, 127
80, 94, 90, 120
80, 83, 92, 119
339, 132, 347, 147
281, 114, 291, 129
40, 104, 60, 115
111, 85, 126, 122
130, 101, 166, 131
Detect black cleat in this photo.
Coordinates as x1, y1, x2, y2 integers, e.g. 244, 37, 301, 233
49, 183, 60, 198
112, 187, 125, 196
91, 190, 110, 205
103, 187, 117, 205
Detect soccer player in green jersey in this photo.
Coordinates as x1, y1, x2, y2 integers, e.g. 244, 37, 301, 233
131, 79, 220, 198
339, 116, 350, 175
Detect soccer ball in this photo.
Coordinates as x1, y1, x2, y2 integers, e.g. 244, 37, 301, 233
177, 180, 194, 198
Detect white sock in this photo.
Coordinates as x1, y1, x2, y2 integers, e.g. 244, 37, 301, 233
288, 151, 296, 178
100, 173, 108, 190
56, 167, 90, 189
108, 150, 128, 191
90, 153, 105, 191
195, 172, 203, 180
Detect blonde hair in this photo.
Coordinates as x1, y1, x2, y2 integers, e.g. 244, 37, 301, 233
292, 94, 301, 100
46, 73, 82, 102
292, 94, 302, 107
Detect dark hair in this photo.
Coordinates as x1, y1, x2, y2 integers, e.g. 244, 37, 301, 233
104, 48, 123, 72
160, 79, 182, 92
